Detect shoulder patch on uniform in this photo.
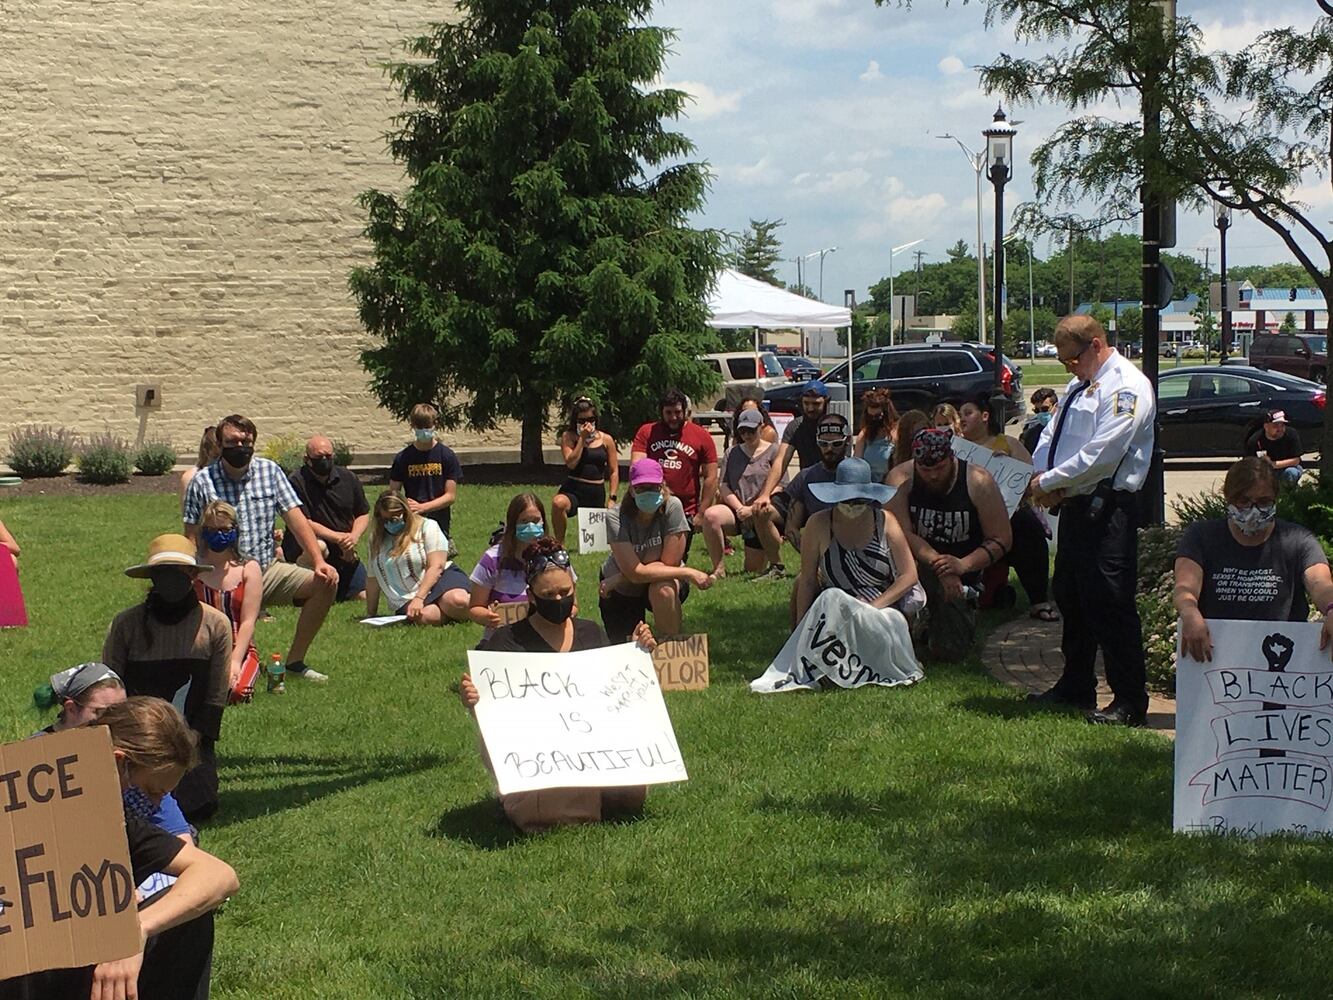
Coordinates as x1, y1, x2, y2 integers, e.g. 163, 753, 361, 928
1114, 389, 1138, 416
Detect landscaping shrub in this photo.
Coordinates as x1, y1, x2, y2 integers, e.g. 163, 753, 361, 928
77, 433, 134, 485
1171, 488, 1228, 525
1277, 475, 1333, 559
333, 439, 355, 468
261, 433, 305, 474
134, 440, 178, 476
7, 424, 77, 477
1137, 524, 1182, 695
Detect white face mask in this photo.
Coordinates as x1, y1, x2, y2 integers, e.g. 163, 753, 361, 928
1227, 502, 1277, 536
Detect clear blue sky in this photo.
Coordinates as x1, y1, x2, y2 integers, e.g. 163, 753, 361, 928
653, 0, 1328, 303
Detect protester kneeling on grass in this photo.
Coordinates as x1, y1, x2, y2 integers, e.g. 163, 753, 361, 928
365, 492, 472, 625
1175, 457, 1333, 662
460, 539, 656, 833
752, 459, 923, 692
886, 427, 1012, 662
32, 664, 197, 846
598, 459, 714, 643
194, 500, 263, 699
103, 534, 233, 824
469, 492, 571, 636
0, 697, 239, 1000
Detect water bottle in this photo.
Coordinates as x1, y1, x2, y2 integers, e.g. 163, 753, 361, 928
267, 653, 286, 695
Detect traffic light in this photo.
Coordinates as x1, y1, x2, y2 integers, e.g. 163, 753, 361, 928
1290, 287, 1298, 301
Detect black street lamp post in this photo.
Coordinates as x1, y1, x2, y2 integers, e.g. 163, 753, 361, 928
1214, 197, 1232, 361
983, 106, 1017, 407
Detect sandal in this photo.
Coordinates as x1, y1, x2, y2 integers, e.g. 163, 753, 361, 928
1029, 603, 1060, 622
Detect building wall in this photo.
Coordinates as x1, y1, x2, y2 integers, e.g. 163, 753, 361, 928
0, 0, 520, 458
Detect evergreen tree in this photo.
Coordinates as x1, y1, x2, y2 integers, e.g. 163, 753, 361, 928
731, 218, 785, 285
350, 1, 724, 465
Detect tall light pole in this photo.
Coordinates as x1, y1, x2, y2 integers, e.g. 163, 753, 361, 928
984, 106, 1016, 393
1005, 232, 1035, 362
812, 246, 837, 302
799, 250, 821, 296
1214, 197, 1232, 361
888, 238, 924, 346
938, 132, 988, 344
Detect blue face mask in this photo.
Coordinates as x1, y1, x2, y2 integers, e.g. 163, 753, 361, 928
384, 518, 406, 535
1033, 410, 1053, 427
635, 491, 665, 513
202, 527, 238, 553
515, 522, 545, 543
414, 429, 435, 444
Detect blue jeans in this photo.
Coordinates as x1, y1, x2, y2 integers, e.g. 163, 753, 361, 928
1281, 465, 1304, 485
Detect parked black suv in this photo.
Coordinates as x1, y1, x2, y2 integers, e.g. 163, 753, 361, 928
763, 343, 1025, 424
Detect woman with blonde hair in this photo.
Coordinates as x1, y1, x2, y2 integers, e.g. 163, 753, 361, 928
853, 387, 899, 480
194, 499, 263, 699
178, 425, 219, 509
931, 402, 962, 436
366, 492, 472, 624
3, 697, 239, 1000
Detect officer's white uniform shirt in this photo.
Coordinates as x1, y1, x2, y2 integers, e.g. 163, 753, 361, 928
1031, 349, 1155, 497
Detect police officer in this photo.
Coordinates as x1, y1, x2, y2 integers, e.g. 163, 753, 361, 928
1028, 315, 1156, 726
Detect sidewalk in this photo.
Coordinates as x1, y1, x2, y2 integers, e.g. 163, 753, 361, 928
983, 615, 1177, 737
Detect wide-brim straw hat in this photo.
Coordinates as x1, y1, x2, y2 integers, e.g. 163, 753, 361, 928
810, 457, 896, 505
124, 533, 208, 578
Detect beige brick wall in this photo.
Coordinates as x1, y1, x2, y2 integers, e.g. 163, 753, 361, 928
0, 0, 521, 460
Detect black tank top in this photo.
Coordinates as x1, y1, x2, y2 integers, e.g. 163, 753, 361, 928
574, 439, 610, 481
908, 459, 985, 579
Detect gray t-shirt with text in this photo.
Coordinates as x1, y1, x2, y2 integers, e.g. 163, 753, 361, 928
1178, 519, 1327, 622
601, 495, 691, 596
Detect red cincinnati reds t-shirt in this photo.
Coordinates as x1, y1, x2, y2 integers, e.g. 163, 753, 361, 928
631, 420, 718, 517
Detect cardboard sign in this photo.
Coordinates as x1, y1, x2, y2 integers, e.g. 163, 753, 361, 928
577, 508, 612, 554
951, 436, 1035, 516
651, 635, 710, 691
0, 727, 142, 979
0, 550, 27, 628
468, 643, 688, 795
769, 412, 795, 441
1175, 620, 1333, 838
494, 602, 530, 627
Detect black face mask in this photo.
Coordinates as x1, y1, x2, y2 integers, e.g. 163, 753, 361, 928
221, 445, 254, 470
307, 456, 333, 476
531, 593, 575, 625
146, 570, 199, 623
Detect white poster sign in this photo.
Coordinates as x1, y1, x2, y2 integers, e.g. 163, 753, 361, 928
467, 643, 688, 795
951, 436, 1034, 515
1175, 619, 1333, 838
576, 507, 612, 554
769, 412, 795, 441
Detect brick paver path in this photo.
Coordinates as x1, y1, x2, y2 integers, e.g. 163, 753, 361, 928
984, 615, 1177, 737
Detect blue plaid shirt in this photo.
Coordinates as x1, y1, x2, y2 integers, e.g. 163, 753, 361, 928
183, 457, 302, 570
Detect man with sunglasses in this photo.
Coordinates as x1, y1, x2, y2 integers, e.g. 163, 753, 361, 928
1028, 315, 1155, 727
756, 413, 850, 552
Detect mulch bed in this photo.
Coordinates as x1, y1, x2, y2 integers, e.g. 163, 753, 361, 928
0, 463, 570, 499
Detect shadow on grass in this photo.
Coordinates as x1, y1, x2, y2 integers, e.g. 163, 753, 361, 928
211, 751, 448, 829
428, 797, 525, 851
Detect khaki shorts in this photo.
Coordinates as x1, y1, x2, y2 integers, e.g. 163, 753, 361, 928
262, 560, 312, 608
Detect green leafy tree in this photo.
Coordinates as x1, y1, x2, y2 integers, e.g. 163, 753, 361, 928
1281, 312, 1299, 334
350, 0, 724, 465
1230, 263, 1322, 289
788, 282, 816, 299
1113, 305, 1143, 342
730, 218, 785, 285
875, 0, 1333, 470
1192, 301, 1219, 352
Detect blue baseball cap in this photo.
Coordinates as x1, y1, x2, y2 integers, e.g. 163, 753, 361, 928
801, 379, 830, 398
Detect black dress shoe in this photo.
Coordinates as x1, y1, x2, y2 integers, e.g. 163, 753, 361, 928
1086, 702, 1148, 727
1025, 686, 1096, 712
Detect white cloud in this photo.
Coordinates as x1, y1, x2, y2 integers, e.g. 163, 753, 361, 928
725, 156, 779, 185
655, 79, 742, 120
791, 168, 874, 197
938, 55, 966, 75
859, 59, 884, 82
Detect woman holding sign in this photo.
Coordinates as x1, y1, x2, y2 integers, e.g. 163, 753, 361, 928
365, 493, 472, 625
1175, 457, 1333, 662
550, 397, 620, 546
460, 539, 655, 832
469, 493, 577, 634
958, 394, 1056, 621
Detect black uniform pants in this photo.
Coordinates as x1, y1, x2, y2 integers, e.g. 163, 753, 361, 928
1051, 492, 1148, 709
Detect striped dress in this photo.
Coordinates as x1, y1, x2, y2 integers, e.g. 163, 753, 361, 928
819, 512, 899, 602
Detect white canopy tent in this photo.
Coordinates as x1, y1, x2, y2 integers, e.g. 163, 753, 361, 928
705, 269, 856, 424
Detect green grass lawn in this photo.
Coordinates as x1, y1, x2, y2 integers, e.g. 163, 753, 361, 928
3, 484, 1332, 998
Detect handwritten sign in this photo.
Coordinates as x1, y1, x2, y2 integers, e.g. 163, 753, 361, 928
577, 507, 612, 554
0, 727, 142, 979
468, 643, 688, 795
951, 436, 1034, 515
651, 635, 710, 691
494, 601, 530, 627
1175, 620, 1333, 837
